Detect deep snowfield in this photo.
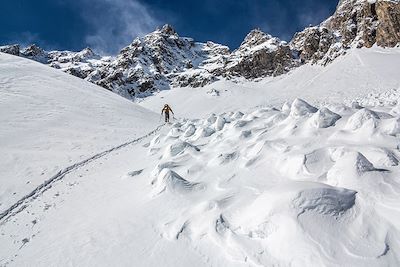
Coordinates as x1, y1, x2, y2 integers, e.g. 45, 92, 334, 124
1, 49, 400, 266
0, 53, 159, 215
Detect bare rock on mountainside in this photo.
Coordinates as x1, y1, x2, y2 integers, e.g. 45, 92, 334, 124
0, 44, 108, 81
223, 29, 297, 78
90, 25, 200, 95
376, 0, 400, 47
0, 44, 20, 56
0, 26, 298, 97
21, 44, 48, 63
290, 27, 335, 63
291, 0, 400, 64
85, 24, 231, 97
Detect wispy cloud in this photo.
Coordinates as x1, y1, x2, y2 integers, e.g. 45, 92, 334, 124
6, 32, 39, 46
77, 0, 159, 54
297, 6, 333, 28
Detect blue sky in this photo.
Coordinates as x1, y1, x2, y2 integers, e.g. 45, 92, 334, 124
0, 0, 338, 54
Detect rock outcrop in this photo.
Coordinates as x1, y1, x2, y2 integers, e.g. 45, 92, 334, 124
0, 44, 20, 56
376, 0, 400, 47
291, 0, 400, 64
86, 24, 230, 97
223, 29, 297, 78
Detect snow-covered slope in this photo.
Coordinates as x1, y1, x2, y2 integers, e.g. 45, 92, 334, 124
140, 46, 400, 118
2, 94, 400, 266
0, 53, 159, 216
1, 2, 400, 266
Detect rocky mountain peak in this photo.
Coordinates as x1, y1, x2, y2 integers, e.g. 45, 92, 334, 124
22, 44, 45, 57
242, 28, 274, 47
0, 44, 20, 56
85, 24, 232, 97
20, 44, 48, 63
159, 24, 177, 36
236, 28, 286, 56
222, 29, 296, 79
79, 47, 96, 57
291, 0, 400, 64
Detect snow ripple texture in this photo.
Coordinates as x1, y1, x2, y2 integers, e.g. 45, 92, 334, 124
145, 98, 400, 266
2, 98, 400, 266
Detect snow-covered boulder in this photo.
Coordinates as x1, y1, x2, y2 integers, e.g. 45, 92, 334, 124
214, 116, 226, 131
206, 114, 217, 124
309, 107, 341, 128
381, 118, 400, 136
289, 98, 318, 118
345, 108, 380, 131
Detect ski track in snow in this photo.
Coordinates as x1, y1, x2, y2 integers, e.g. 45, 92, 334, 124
2, 98, 400, 266
2, 48, 400, 266
0, 124, 165, 223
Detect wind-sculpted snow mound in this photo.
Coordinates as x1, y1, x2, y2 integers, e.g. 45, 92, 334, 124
345, 108, 380, 131
293, 185, 357, 216
152, 169, 205, 195
139, 98, 400, 266
163, 140, 200, 158
289, 98, 318, 118
3, 96, 400, 266
309, 107, 342, 128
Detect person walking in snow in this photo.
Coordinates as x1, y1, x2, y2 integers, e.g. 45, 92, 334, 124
161, 104, 174, 123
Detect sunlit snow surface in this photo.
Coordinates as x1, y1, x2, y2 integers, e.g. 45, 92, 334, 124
1, 47, 400, 266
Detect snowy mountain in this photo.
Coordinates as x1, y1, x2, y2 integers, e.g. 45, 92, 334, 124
140, 46, 400, 118
86, 24, 230, 97
1, 0, 399, 99
2, 47, 400, 266
1, 0, 400, 264
0, 44, 111, 79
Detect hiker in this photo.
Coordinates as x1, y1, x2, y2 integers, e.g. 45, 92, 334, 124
161, 104, 174, 123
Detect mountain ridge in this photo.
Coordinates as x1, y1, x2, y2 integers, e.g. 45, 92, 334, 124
1, 0, 399, 98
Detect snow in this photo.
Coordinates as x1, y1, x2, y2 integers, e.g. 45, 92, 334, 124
140, 46, 400, 118
1, 46, 400, 267
0, 53, 159, 215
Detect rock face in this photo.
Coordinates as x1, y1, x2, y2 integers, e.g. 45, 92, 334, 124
1, 0, 399, 99
0, 44, 20, 56
291, 0, 400, 64
376, 0, 400, 47
0, 44, 111, 80
86, 24, 230, 97
290, 27, 335, 64
223, 29, 297, 78
21, 44, 48, 62
74, 25, 296, 97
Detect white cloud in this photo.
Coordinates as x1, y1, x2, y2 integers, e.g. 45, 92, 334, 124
79, 0, 159, 54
